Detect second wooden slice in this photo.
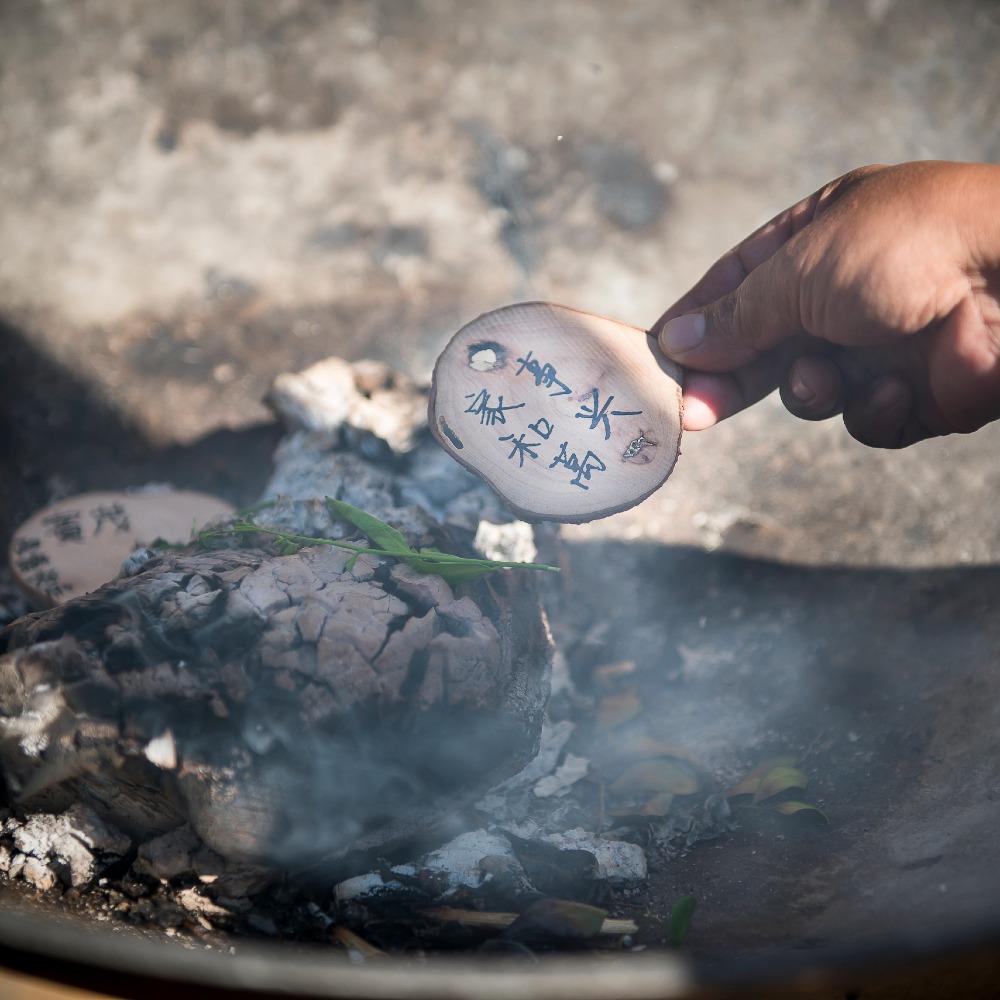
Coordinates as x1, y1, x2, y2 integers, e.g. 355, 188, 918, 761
429, 302, 683, 523
10, 489, 234, 608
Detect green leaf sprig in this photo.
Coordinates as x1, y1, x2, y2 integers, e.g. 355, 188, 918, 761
668, 895, 697, 947
196, 496, 559, 584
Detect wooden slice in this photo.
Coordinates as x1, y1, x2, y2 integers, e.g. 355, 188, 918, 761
9, 489, 234, 608
428, 302, 683, 523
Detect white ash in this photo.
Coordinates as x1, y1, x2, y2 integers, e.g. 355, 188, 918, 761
477, 718, 575, 815
267, 357, 426, 456
1, 804, 130, 888
549, 649, 577, 700
335, 870, 410, 905
473, 520, 537, 564
333, 821, 645, 906
417, 829, 521, 891
263, 354, 510, 531
335, 828, 531, 905
534, 827, 647, 885
120, 547, 159, 578
532, 753, 590, 799
333, 718, 648, 908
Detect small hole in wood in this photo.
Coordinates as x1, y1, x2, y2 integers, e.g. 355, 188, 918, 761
467, 341, 506, 371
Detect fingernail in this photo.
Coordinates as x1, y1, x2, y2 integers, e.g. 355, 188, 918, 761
659, 313, 705, 356
789, 366, 816, 404
869, 379, 906, 412
681, 395, 719, 431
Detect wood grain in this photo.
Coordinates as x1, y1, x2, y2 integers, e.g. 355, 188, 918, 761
429, 302, 683, 523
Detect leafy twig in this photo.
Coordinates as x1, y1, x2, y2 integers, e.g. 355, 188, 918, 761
195, 496, 559, 583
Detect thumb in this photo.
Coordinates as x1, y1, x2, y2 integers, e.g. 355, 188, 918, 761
656, 242, 806, 372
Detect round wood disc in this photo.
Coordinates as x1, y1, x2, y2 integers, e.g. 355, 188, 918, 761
429, 302, 683, 523
9, 489, 234, 608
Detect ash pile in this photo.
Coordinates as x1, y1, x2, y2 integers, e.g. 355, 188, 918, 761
0, 357, 732, 951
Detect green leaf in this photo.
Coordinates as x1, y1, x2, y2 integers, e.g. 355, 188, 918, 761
752, 765, 808, 804
726, 755, 799, 799
344, 553, 359, 572
668, 895, 697, 947
505, 899, 608, 941
325, 497, 414, 555
773, 801, 829, 825
403, 547, 495, 582
610, 758, 700, 796
149, 536, 185, 552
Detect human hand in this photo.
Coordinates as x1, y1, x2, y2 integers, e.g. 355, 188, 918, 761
652, 161, 1000, 447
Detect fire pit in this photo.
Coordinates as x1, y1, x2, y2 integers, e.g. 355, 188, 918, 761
2, 357, 1000, 998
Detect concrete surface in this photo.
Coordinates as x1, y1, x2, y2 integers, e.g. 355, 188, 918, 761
2, 0, 1000, 568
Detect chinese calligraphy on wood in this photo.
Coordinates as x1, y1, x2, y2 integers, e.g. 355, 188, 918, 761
428, 302, 683, 522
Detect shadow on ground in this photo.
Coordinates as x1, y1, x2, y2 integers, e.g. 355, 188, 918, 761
0, 316, 283, 551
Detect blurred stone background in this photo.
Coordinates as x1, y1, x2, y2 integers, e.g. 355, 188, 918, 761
2, 0, 1000, 567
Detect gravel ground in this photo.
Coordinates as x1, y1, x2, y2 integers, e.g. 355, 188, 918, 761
2, 0, 1000, 567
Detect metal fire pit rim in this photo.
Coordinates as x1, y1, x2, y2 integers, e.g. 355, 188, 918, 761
2, 905, 1000, 1000
0, 907, 691, 999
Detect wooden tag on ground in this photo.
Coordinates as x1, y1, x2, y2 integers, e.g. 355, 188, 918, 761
9, 489, 234, 608
429, 302, 683, 523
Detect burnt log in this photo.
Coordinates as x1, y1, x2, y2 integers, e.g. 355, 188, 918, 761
0, 358, 551, 876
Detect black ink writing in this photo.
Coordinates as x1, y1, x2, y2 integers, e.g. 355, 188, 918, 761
27, 568, 67, 597
42, 510, 83, 543
15, 552, 50, 573
575, 388, 642, 440
515, 350, 572, 397
464, 389, 525, 427
498, 432, 541, 468
528, 416, 555, 440
549, 441, 607, 491
90, 502, 131, 534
